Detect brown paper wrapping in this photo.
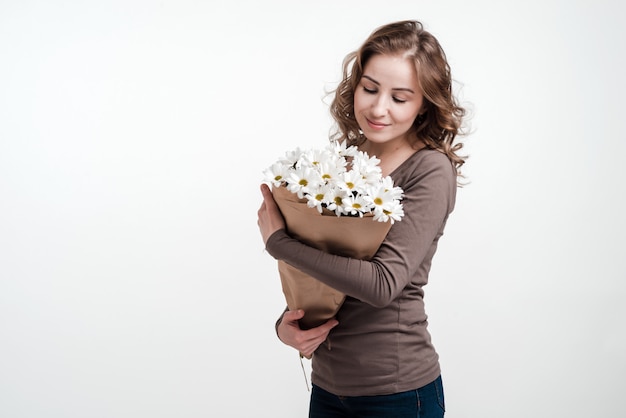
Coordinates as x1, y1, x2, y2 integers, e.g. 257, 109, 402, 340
272, 185, 392, 330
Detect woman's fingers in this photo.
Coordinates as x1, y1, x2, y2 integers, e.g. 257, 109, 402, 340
257, 184, 286, 244
278, 310, 339, 356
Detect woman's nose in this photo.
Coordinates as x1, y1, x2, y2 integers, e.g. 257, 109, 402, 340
371, 95, 388, 117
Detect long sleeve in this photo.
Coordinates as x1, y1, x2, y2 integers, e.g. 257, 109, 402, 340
265, 150, 456, 308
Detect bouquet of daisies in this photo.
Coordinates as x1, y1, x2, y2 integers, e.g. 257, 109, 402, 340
264, 141, 404, 331
265, 141, 404, 222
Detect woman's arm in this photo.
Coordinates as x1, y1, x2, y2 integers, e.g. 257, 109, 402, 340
264, 151, 456, 307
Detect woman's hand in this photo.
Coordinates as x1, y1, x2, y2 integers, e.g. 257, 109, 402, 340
257, 183, 286, 245
277, 309, 339, 358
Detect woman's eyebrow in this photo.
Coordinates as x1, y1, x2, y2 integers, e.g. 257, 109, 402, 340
362, 75, 415, 94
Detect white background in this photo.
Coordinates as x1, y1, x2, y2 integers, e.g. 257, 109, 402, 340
1, 1, 624, 417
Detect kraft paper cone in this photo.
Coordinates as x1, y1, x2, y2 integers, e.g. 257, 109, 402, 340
272, 185, 392, 330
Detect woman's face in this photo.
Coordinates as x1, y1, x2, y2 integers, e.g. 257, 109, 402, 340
354, 54, 424, 147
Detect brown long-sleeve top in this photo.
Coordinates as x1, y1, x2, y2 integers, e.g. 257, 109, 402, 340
265, 148, 457, 397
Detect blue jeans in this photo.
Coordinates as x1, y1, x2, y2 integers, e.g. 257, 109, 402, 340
309, 375, 445, 418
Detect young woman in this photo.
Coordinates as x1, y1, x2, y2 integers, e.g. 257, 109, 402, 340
258, 20, 466, 417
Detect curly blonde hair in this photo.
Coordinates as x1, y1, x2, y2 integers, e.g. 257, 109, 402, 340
330, 20, 467, 176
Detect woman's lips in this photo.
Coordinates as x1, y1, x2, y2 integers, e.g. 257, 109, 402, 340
366, 118, 388, 130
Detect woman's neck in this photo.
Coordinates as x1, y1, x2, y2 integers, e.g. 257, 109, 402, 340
361, 140, 425, 176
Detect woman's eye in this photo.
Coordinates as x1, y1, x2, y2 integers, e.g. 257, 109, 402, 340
361, 85, 406, 103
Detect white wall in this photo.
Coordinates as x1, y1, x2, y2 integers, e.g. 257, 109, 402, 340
1, 1, 624, 417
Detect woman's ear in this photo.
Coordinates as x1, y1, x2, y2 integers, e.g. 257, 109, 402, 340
419, 101, 430, 115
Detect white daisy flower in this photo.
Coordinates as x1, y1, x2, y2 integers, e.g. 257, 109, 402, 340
315, 160, 344, 185
286, 165, 322, 199
263, 162, 291, 187
381, 175, 404, 200
336, 170, 367, 195
263, 142, 405, 223
341, 194, 371, 217
328, 140, 358, 158
281, 147, 306, 167
305, 183, 337, 214
364, 184, 395, 211
373, 199, 405, 224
